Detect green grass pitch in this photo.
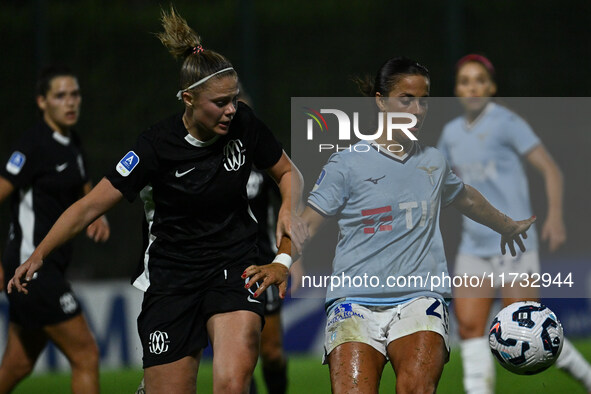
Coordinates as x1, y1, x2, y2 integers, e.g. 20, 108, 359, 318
11, 338, 591, 393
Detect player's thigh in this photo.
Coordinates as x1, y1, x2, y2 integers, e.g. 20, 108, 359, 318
0, 322, 47, 371
499, 251, 541, 301
384, 297, 449, 390
144, 355, 201, 394
328, 342, 386, 394
44, 314, 98, 364
454, 297, 496, 338
387, 331, 447, 393
453, 254, 496, 298
207, 310, 261, 374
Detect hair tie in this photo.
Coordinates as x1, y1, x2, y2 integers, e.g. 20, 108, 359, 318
192, 45, 204, 55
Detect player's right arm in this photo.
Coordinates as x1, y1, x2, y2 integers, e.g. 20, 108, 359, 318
8, 177, 123, 294
0, 176, 15, 292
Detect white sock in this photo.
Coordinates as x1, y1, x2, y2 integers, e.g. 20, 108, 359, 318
555, 338, 591, 391
460, 337, 495, 394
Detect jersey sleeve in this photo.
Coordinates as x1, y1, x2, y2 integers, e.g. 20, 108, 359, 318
307, 153, 349, 216
106, 133, 159, 202
441, 158, 464, 207
504, 112, 540, 156
0, 133, 39, 188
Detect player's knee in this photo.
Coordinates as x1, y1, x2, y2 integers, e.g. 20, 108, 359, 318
216, 374, 251, 393
260, 342, 284, 366
70, 340, 99, 371
0, 357, 35, 381
458, 321, 486, 339
396, 371, 438, 394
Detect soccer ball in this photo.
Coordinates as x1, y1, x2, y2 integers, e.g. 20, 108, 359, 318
488, 301, 563, 375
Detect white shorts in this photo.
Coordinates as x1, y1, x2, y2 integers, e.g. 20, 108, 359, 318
454, 250, 540, 288
323, 296, 449, 362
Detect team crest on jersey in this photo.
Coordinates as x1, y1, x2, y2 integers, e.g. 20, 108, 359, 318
312, 169, 326, 191
116, 151, 140, 177
6, 151, 26, 175
223, 139, 246, 171
417, 166, 438, 186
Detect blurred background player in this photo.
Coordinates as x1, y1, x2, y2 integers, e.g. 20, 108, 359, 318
292, 56, 535, 393
0, 65, 109, 393
239, 85, 289, 394
438, 54, 591, 393
247, 168, 288, 394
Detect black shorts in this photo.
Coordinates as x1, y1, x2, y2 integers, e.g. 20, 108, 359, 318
6, 263, 81, 328
138, 263, 266, 368
264, 285, 282, 315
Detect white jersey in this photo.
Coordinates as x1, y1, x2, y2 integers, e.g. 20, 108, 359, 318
308, 141, 464, 304
438, 102, 540, 256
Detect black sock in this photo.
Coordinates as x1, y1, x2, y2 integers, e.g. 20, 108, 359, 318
249, 377, 258, 394
262, 360, 288, 394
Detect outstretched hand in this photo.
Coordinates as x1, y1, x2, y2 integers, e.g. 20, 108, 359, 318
501, 216, 536, 256
7, 254, 44, 294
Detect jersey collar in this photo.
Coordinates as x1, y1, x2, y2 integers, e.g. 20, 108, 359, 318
184, 133, 220, 147
371, 140, 417, 164
463, 102, 495, 131
52, 130, 71, 146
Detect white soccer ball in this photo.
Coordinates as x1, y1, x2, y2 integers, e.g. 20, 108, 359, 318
488, 301, 563, 375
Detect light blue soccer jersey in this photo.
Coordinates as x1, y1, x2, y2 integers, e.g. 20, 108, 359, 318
308, 141, 464, 303
438, 102, 540, 257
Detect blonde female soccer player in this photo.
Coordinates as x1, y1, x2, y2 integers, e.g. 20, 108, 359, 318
9, 8, 300, 394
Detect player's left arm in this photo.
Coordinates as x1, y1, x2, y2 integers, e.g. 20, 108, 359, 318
266, 151, 304, 248
451, 185, 536, 256
525, 144, 566, 252
243, 235, 292, 299
82, 182, 110, 242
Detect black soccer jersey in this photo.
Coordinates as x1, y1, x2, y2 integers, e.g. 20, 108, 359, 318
107, 102, 283, 294
1, 121, 88, 275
